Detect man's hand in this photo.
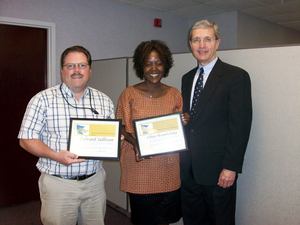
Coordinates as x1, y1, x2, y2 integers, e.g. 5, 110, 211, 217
181, 112, 190, 125
55, 150, 85, 165
217, 169, 236, 188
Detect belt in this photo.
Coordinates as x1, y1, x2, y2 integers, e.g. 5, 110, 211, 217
52, 172, 96, 181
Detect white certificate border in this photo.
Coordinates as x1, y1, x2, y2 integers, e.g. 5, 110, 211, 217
68, 118, 121, 160
134, 113, 187, 158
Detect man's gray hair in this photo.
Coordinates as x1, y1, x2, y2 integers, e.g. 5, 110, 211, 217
189, 19, 220, 40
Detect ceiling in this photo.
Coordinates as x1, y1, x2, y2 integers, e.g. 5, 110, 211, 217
112, 0, 300, 32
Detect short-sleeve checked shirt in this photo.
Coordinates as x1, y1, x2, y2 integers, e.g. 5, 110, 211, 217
18, 83, 115, 177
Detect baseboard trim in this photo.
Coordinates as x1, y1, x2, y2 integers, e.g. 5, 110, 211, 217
106, 200, 131, 218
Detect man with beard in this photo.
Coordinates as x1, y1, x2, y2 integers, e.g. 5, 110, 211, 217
18, 45, 114, 225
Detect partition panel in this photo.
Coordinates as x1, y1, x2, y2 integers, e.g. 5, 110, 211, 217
92, 46, 300, 225
90, 58, 127, 210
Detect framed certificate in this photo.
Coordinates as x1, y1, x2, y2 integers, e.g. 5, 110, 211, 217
134, 113, 187, 158
68, 118, 121, 160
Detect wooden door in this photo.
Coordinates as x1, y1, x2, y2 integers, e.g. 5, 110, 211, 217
0, 24, 47, 206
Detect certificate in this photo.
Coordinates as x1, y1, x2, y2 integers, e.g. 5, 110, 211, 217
68, 118, 121, 160
134, 113, 187, 158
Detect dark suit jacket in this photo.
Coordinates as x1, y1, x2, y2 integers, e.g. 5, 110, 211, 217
180, 59, 252, 185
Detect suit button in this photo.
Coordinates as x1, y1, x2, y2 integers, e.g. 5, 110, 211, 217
191, 129, 194, 133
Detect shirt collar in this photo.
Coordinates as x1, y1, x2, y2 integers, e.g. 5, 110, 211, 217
198, 57, 218, 75
60, 83, 89, 98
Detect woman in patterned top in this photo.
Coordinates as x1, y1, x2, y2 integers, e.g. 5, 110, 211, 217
117, 40, 189, 225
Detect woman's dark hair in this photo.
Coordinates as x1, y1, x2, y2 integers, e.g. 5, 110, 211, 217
60, 45, 92, 68
133, 40, 173, 79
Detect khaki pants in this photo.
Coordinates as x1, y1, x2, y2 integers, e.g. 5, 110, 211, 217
38, 169, 106, 225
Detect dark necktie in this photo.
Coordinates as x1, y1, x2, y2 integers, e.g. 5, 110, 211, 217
190, 67, 204, 116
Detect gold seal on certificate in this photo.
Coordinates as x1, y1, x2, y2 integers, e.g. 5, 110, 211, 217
134, 113, 187, 158
68, 118, 121, 160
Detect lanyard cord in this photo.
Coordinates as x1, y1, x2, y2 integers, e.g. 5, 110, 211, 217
59, 84, 99, 114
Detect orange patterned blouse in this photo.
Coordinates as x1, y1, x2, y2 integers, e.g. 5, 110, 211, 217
116, 85, 183, 194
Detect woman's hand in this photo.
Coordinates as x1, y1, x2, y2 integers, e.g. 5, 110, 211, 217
134, 146, 144, 162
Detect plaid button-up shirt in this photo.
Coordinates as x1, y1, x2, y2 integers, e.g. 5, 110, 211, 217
18, 83, 114, 177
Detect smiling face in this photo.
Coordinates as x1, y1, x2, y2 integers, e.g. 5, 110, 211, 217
143, 51, 165, 84
61, 51, 91, 95
189, 27, 220, 65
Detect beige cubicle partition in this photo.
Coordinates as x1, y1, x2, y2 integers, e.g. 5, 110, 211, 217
90, 58, 128, 210
91, 45, 300, 225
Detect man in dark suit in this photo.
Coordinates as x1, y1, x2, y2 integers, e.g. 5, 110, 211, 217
180, 19, 252, 225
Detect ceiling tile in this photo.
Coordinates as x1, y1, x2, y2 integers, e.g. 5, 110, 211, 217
112, 0, 300, 31
279, 21, 300, 30
134, 0, 199, 11
242, 6, 280, 18
171, 4, 226, 18
266, 12, 300, 22
255, 0, 296, 4
205, 0, 265, 10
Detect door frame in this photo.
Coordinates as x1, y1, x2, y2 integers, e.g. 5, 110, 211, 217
0, 16, 56, 87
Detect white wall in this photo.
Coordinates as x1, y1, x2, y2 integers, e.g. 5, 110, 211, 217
2, 0, 300, 82
0, 0, 189, 81
3, 0, 300, 79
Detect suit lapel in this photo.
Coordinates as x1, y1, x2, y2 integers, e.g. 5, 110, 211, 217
193, 59, 224, 118
183, 67, 198, 113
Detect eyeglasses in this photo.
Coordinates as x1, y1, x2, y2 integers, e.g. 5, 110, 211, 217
63, 63, 89, 70
190, 37, 216, 45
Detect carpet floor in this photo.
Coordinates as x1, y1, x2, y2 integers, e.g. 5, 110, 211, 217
0, 200, 133, 225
